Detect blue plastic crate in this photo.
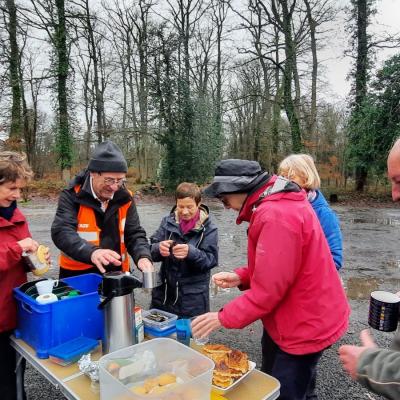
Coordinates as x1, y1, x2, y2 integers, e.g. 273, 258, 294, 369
14, 274, 104, 359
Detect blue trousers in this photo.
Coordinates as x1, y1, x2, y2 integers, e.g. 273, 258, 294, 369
261, 330, 323, 400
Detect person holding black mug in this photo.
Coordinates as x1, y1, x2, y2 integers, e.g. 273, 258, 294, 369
339, 138, 400, 400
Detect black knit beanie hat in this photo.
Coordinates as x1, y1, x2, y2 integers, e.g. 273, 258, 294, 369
203, 159, 271, 197
88, 141, 128, 173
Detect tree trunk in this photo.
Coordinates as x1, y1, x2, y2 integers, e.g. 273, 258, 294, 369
55, 0, 72, 179
280, 0, 302, 151
304, 0, 318, 139
6, 0, 22, 139
271, 26, 281, 172
354, 0, 368, 110
355, 166, 367, 191
353, 0, 370, 191
84, 0, 104, 143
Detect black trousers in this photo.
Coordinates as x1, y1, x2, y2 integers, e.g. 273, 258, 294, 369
0, 331, 26, 400
261, 329, 323, 400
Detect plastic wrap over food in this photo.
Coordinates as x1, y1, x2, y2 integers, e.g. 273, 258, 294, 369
78, 354, 99, 382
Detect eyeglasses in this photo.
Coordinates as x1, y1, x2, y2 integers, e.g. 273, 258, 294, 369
103, 177, 127, 187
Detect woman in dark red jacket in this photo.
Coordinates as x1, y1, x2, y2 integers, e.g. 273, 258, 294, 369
0, 151, 39, 400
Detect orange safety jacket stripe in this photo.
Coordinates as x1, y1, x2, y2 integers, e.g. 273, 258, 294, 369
59, 185, 131, 272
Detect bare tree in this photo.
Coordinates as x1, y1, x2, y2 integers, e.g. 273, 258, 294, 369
73, 0, 106, 143
103, 0, 156, 181
76, 48, 94, 161
211, 0, 230, 135
21, 47, 47, 170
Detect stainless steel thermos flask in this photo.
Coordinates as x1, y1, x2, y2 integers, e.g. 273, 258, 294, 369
98, 272, 142, 354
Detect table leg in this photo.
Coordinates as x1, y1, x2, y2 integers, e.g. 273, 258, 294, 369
15, 353, 24, 400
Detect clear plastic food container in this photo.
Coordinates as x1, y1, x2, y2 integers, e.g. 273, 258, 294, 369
98, 338, 214, 400
142, 308, 177, 331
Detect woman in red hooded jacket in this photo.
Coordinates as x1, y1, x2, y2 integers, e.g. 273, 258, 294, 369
192, 159, 350, 400
0, 152, 42, 400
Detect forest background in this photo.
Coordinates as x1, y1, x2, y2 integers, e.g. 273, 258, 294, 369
1, 0, 400, 197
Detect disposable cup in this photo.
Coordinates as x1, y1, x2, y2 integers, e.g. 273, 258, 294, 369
190, 317, 209, 346
35, 279, 59, 296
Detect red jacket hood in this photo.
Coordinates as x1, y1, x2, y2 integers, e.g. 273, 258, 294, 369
237, 175, 306, 224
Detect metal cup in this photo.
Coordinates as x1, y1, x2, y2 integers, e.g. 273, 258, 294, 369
142, 271, 158, 289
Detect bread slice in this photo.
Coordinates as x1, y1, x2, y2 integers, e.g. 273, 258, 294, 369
203, 344, 232, 355
227, 350, 249, 374
212, 375, 234, 388
37, 245, 49, 264
203, 343, 250, 389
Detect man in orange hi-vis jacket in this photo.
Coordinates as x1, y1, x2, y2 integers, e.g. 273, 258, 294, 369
51, 141, 153, 278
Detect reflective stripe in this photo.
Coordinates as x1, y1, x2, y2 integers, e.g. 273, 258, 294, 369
77, 231, 98, 241
120, 218, 126, 244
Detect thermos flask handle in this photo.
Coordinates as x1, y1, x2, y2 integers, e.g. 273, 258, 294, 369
98, 289, 117, 310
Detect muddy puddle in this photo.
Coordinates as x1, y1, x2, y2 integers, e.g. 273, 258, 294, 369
20, 200, 400, 300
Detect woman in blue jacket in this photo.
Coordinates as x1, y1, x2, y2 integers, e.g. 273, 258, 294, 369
279, 154, 343, 270
150, 182, 218, 318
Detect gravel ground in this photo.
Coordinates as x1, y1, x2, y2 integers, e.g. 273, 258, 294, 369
19, 199, 400, 400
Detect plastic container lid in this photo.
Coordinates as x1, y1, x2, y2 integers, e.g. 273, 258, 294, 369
48, 336, 99, 362
142, 308, 177, 331
144, 325, 176, 337
99, 338, 214, 400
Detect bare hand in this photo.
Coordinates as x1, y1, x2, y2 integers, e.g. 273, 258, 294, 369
212, 272, 241, 289
172, 244, 189, 259
360, 329, 377, 348
91, 249, 121, 274
45, 251, 51, 264
18, 238, 39, 253
137, 258, 154, 272
339, 329, 377, 380
191, 312, 222, 338
159, 240, 173, 257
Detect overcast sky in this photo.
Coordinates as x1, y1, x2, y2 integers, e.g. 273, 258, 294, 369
322, 0, 400, 101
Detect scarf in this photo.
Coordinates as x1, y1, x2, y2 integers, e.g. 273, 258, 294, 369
179, 209, 200, 234
0, 200, 17, 221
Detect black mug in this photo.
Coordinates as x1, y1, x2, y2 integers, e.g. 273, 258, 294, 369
368, 291, 400, 332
